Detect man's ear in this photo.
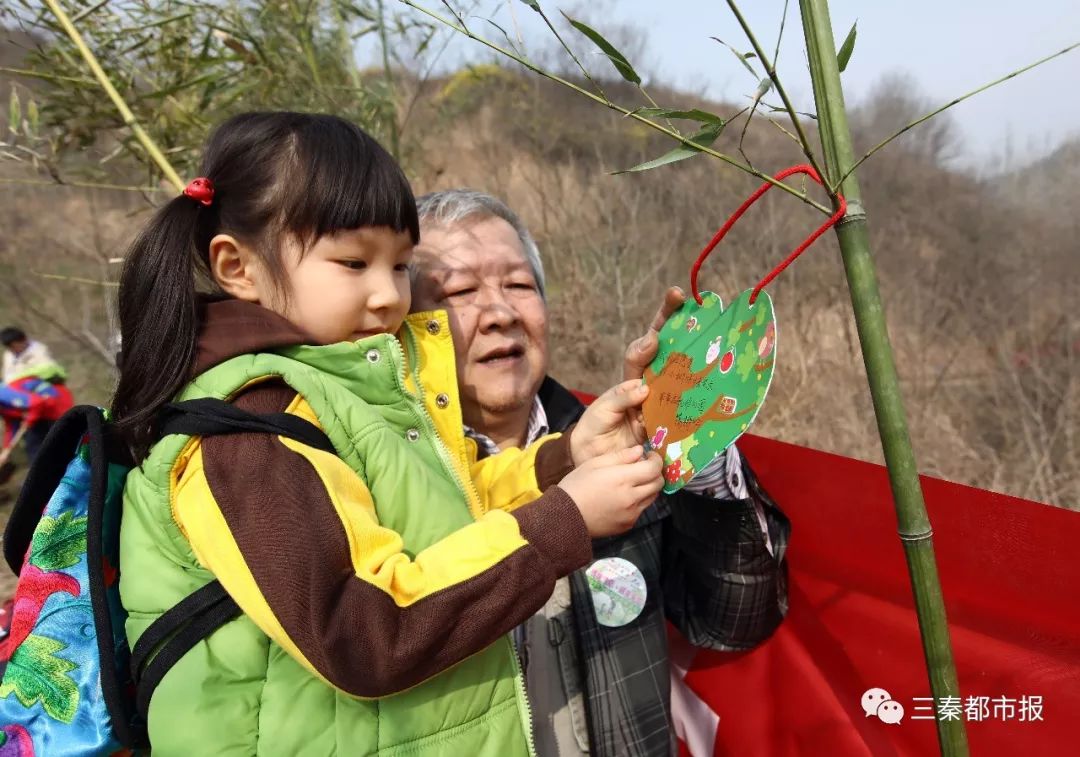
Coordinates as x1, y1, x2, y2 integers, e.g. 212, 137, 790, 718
209, 233, 262, 302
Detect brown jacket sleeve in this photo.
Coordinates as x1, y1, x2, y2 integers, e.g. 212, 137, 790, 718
190, 381, 592, 697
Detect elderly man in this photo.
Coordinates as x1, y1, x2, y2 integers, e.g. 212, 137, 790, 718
412, 189, 790, 757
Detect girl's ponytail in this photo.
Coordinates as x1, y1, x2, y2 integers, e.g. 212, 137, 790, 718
111, 195, 208, 458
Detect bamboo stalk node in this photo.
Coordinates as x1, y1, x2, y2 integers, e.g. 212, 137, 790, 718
898, 528, 935, 542
836, 199, 866, 225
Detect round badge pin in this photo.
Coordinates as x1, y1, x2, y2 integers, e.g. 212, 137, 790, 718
585, 557, 648, 627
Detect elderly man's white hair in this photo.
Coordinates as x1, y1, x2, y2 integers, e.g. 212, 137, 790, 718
416, 189, 547, 299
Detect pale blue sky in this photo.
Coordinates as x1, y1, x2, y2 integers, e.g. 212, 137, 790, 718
395, 0, 1080, 170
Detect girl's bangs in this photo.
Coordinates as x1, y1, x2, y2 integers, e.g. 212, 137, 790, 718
281, 118, 418, 245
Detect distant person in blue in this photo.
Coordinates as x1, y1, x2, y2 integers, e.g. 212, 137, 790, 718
1, 327, 72, 465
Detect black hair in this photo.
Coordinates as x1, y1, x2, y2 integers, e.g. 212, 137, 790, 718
0, 327, 26, 346
111, 112, 418, 457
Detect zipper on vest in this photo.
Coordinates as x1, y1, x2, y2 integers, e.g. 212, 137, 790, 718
507, 636, 537, 756
395, 327, 486, 519
396, 325, 535, 753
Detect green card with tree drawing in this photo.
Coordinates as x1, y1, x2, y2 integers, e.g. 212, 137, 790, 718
642, 289, 776, 493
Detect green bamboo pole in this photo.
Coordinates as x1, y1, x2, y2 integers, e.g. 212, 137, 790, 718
798, 1, 968, 754
41, 0, 185, 192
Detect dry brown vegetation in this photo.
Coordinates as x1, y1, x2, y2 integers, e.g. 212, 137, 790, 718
2, 57, 1077, 511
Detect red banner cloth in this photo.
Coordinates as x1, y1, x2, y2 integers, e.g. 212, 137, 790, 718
678, 433, 1078, 756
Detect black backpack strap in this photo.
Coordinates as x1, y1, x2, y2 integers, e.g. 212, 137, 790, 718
130, 397, 334, 722
158, 397, 335, 453
132, 582, 240, 722
130, 581, 236, 672
82, 410, 146, 748
3, 405, 104, 575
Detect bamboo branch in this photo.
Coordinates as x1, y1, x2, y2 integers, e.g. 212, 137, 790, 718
726, 0, 829, 187
439, 0, 469, 31
839, 41, 1080, 185
536, 8, 605, 99
70, 0, 111, 24
377, 0, 401, 159
0, 176, 166, 193
772, 0, 790, 64
41, 0, 185, 192
767, 116, 802, 147
0, 66, 95, 85
32, 271, 119, 287
398, 1, 474, 135
543, 8, 670, 131
736, 0, 793, 164
399, 0, 832, 215
288, 0, 325, 89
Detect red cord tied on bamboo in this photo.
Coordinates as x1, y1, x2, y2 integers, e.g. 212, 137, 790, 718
689, 164, 847, 306
182, 177, 215, 207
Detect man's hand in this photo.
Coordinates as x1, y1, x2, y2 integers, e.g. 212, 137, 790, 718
623, 286, 686, 381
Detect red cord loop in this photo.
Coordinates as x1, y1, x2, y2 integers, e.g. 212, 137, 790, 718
689, 164, 847, 305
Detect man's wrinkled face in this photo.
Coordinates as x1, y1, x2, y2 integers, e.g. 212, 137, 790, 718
412, 215, 548, 423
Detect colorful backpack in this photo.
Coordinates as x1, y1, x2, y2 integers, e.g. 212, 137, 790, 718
0, 399, 333, 755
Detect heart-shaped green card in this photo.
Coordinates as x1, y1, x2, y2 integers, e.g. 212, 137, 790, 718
642, 289, 776, 493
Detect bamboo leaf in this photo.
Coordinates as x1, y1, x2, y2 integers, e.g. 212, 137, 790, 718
414, 26, 437, 55
71, 0, 111, 24
837, 21, 857, 72
630, 107, 725, 125
27, 98, 39, 136
755, 77, 773, 98
143, 74, 219, 102
479, 18, 521, 53
711, 37, 758, 77
342, 3, 378, 22
117, 12, 194, 33
9, 88, 21, 135
563, 14, 641, 85
615, 122, 725, 174
518, 0, 541, 10
763, 102, 817, 119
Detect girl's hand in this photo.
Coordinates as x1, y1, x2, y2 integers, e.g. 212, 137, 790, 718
570, 380, 650, 465
559, 446, 664, 537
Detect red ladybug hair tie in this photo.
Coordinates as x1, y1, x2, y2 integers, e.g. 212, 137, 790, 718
183, 177, 215, 206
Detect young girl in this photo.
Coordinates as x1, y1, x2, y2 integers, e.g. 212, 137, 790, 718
113, 112, 662, 756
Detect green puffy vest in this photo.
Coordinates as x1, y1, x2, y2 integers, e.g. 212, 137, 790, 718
120, 334, 533, 756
